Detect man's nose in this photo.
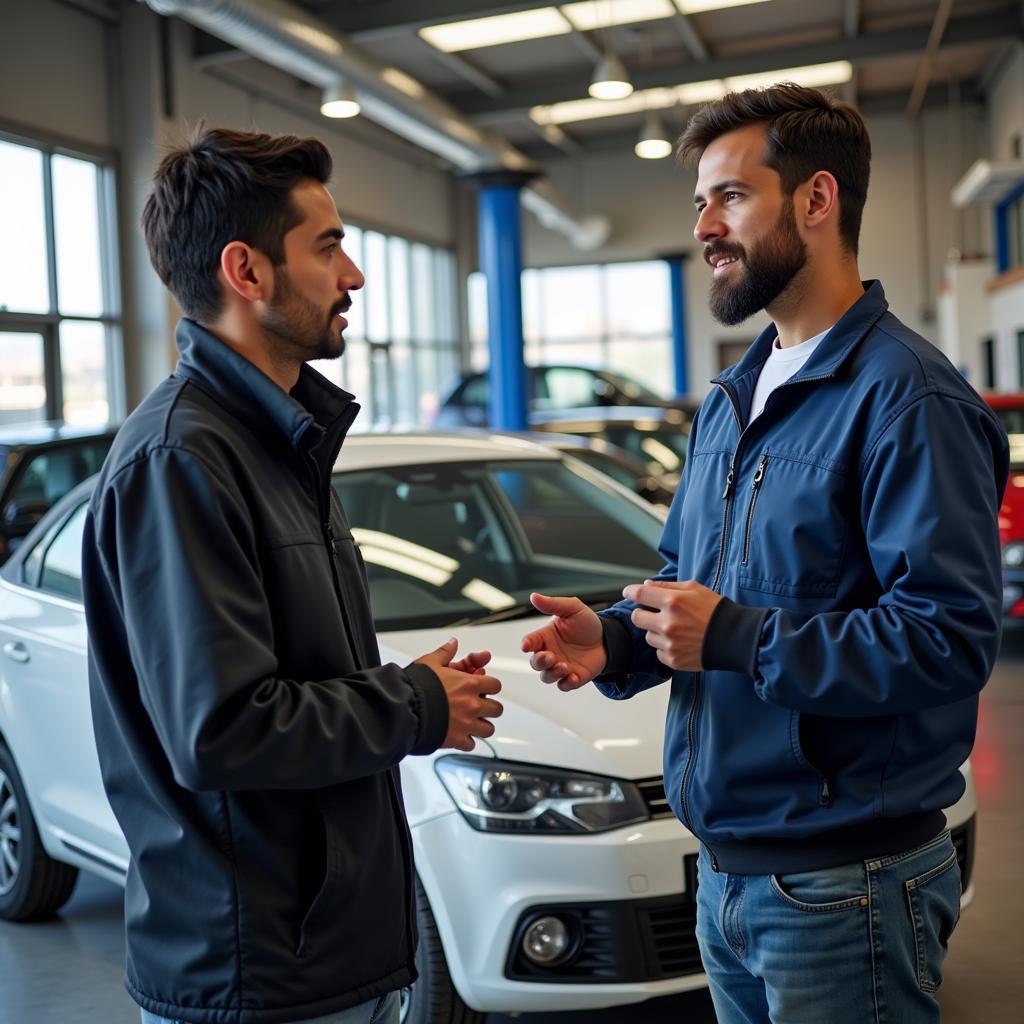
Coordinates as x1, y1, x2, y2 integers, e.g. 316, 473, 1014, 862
342, 258, 365, 292
694, 207, 723, 244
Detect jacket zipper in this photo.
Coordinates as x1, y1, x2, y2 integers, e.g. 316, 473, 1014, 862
740, 455, 769, 565
679, 383, 744, 838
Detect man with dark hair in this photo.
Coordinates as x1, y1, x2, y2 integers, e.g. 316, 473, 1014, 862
82, 127, 503, 1024
522, 85, 1007, 1022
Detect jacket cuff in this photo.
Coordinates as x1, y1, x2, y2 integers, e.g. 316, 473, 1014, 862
599, 616, 632, 675
702, 597, 769, 676
403, 662, 450, 755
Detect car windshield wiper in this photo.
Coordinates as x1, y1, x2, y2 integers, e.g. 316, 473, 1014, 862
446, 602, 538, 628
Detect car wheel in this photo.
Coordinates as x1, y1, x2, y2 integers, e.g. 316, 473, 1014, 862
400, 876, 486, 1024
0, 743, 78, 921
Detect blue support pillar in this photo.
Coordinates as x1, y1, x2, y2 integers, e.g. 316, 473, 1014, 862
661, 252, 691, 398
470, 171, 536, 431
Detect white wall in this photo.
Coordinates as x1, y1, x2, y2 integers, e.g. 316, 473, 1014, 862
988, 42, 1024, 161
0, 0, 112, 148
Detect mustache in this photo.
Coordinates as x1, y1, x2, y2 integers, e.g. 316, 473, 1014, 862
331, 296, 353, 317
704, 244, 744, 267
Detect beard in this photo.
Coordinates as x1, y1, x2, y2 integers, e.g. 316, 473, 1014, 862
707, 199, 808, 326
261, 266, 347, 362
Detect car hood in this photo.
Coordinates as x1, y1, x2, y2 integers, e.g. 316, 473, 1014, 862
379, 617, 669, 780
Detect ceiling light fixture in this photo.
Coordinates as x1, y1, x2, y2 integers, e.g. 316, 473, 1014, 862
675, 0, 775, 13
589, 52, 634, 100
563, 0, 676, 31
320, 82, 360, 119
418, 7, 571, 52
635, 111, 673, 159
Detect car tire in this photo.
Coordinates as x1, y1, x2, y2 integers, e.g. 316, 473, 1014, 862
400, 876, 486, 1024
0, 743, 79, 921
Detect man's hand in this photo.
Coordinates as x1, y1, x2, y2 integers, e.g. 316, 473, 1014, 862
520, 593, 607, 692
623, 580, 723, 671
416, 639, 503, 752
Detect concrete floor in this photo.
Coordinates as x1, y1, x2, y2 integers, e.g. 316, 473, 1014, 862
1, 635, 1021, 1024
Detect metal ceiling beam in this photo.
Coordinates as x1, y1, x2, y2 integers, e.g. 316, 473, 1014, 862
453, 7, 1022, 117
411, 36, 506, 97
906, 0, 955, 118
672, 12, 709, 61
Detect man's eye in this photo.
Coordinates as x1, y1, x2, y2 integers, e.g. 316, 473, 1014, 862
725, 192, 741, 201
323, 244, 337, 255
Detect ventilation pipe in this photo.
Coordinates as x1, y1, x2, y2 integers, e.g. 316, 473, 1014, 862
142, 0, 611, 250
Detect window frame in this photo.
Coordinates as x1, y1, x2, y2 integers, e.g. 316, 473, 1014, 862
0, 125, 124, 424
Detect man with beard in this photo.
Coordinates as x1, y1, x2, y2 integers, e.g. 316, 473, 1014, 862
82, 128, 503, 1024
521, 85, 1007, 1022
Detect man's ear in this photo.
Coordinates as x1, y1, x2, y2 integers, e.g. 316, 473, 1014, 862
802, 170, 840, 231
219, 241, 273, 304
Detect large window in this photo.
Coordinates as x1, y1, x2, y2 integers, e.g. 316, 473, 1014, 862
468, 261, 673, 397
0, 132, 122, 427
309, 224, 459, 429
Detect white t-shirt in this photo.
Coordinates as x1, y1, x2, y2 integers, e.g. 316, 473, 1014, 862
749, 325, 832, 423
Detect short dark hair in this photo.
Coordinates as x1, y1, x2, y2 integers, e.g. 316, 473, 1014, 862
142, 127, 333, 323
677, 84, 871, 254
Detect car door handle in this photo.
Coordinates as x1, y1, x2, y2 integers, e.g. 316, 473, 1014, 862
2, 642, 30, 664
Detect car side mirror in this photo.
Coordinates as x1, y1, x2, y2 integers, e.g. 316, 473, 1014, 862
3, 499, 52, 535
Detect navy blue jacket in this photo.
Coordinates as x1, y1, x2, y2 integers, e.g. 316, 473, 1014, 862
83, 321, 449, 1023
598, 282, 1008, 873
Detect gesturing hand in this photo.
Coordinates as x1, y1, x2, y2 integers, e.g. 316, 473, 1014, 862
622, 580, 722, 671
416, 639, 503, 752
520, 592, 607, 692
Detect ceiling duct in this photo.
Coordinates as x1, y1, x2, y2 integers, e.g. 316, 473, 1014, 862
142, 0, 611, 250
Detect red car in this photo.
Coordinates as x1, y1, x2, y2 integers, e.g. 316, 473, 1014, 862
984, 394, 1024, 624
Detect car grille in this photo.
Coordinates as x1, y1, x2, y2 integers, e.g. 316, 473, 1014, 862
506, 856, 703, 983
636, 775, 675, 820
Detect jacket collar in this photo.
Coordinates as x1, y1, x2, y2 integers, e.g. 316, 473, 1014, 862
173, 319, 360, 459
712, 280, 889, 390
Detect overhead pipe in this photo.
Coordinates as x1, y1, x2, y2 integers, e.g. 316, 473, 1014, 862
142, 0, 610, 249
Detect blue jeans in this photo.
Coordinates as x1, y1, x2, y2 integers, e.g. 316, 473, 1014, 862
695, 830, 961, 1024
141, 989, 400, 1024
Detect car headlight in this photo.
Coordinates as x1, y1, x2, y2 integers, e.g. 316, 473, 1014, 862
434, 756, 648, 834
1003, 542, 1024, 569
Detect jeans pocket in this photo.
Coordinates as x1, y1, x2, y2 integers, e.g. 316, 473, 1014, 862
770, 860, 869, 912
905, 849, 961, 992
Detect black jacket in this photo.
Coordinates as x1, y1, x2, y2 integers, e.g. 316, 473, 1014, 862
82, 320, 449, 1024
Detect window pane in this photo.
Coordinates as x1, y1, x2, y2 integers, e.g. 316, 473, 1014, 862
388, 237, 411, 342
411, 244, 434, 342
343, 225, 365, 339
522, 268, 542, 344
60, 320, 109, 424
391, 341, 417, 428
52, 155, 104, 317
307, 357, 342, 387
605, 262, 670, 336
416, 344, 444, 425
364, 232, 389, 342
434, 249, 457, 344
539, 266, 602, 340
0, 141, 49, 314
40, 502, 88, 600
468, 271, 487, 350
341, 339, 371, 423
606, 336, 672, 398
0, 332, 46, 424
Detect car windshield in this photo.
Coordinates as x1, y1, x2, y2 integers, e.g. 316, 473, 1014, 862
602, 370, 663, 403
992, 406, 1024, 469
332, 459, 664, 631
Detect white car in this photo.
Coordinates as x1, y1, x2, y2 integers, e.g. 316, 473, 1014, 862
0, 433, 979, 1023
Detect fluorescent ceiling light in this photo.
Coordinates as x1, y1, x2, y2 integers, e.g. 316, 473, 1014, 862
725, 61, 852, 92
419, 7, 571, 52
676, 0, 775, 13
531, 61, 850, 126
563, 0, 676, 31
